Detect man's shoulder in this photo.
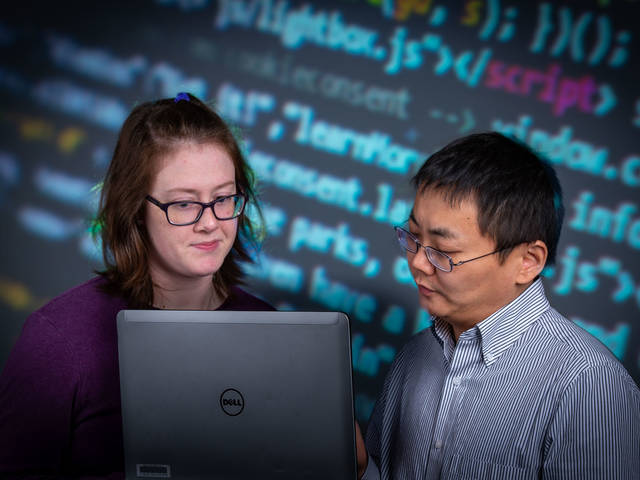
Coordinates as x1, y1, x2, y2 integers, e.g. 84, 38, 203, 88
534, 308, 631, 380
404, 325, 440, 350
390, 325, 443, 369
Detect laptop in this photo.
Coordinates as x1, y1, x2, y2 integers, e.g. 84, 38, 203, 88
116, 310, 356, 480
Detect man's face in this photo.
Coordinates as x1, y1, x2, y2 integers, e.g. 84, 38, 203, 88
407, 187, 523, 331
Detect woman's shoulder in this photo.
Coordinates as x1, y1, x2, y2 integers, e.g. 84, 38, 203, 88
30, 276, 127, 326
9, 277, 127, 372
221, 286, 276, 311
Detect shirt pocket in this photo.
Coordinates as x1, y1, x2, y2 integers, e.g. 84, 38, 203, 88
443, 454, 538, 480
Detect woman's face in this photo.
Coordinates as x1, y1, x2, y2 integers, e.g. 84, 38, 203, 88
145, 142, 238, 288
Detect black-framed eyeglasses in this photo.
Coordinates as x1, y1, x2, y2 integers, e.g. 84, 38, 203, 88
146, 193, 246, 226
394, 226, 510, 273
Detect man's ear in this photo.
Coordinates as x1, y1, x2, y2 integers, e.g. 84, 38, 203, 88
515, 240, 548, 285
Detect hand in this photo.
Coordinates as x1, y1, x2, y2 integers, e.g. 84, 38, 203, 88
355, 421, 368, 479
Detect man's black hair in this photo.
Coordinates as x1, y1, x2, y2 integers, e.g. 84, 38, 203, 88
411, 132, 564, 265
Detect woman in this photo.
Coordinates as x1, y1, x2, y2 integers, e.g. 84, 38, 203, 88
0, 93, 274, 478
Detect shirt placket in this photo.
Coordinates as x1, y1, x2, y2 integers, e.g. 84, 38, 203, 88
424, 332, 481, 479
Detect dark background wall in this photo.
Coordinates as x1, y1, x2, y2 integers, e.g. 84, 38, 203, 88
1, 0, 638, 422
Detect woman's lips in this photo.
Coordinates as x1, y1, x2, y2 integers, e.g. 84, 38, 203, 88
193, 240, 220, 251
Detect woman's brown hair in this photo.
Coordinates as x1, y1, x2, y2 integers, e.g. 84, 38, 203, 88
95, 93, 263, 307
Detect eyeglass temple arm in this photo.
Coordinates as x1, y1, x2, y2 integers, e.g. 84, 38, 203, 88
452, 249, 502, 267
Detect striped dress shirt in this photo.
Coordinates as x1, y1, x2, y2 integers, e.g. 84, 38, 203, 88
362, 279, 640, 479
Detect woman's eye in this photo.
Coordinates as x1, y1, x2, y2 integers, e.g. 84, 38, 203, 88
175, 202, 193, 209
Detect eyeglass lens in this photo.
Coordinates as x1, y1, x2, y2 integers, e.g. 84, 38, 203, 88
396, 227, 452, 272
167, 195, 243, 224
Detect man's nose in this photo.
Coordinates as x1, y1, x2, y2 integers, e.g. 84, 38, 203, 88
409, 249, 436, 275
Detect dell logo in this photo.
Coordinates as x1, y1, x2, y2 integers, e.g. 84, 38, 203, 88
220, 388, 244, 416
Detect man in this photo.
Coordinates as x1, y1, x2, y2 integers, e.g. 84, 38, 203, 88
356, 132, 640, 479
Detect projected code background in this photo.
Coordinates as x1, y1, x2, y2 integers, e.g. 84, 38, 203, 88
1, 0, 639, 422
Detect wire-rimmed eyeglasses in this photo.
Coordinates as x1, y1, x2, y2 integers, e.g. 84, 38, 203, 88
146, 193, 246, 226
394, 226, 509, 273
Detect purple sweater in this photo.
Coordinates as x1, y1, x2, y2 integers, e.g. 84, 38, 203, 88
0, 277, 274, 479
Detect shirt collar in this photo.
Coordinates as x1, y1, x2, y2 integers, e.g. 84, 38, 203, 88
431, 278, 550, 367
433, 318, 456, 363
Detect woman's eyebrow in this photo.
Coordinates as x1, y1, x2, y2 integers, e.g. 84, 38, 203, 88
163, 181, 236, 195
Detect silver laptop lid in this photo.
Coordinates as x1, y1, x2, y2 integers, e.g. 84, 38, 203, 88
117, 310, 356, 480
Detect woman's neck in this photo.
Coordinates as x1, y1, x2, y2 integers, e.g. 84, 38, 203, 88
151, 276, 224, 310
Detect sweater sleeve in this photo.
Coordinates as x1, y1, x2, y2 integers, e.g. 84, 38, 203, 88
0, 311, 79, 474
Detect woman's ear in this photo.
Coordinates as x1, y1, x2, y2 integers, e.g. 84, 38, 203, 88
516, 240, 548, 285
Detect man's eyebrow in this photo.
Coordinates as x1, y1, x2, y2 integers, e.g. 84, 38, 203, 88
429, 227, 458, 239
409, 212, 458, 239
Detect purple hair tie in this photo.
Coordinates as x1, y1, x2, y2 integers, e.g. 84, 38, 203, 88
174, 92, 190, 103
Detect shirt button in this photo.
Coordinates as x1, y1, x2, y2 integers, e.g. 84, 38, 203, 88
452, 377, 461, 386
435, 440, 443, 449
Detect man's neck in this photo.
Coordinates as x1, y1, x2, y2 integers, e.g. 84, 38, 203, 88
447, 282, 532, 341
